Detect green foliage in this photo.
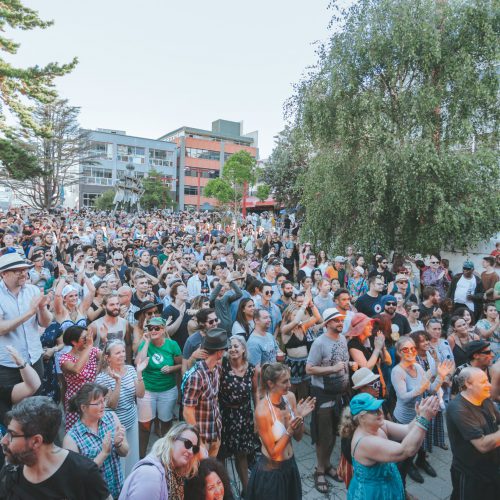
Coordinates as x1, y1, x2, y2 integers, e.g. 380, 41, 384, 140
292, 0, 499, 254
0, 99, 94, 209
95, 189, 116, 211
140, 170, 174, 210
255, 184, 271, 202
0, 138, 40, 178
204, 177, 235, 205
0, 0, 77, 134
204, 150, 257, 208
263, 126, 311, 208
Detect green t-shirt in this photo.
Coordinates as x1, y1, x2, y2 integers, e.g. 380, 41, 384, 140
139, 338, 181, 392
158, 253, 168, 265
495, 281, 500, 312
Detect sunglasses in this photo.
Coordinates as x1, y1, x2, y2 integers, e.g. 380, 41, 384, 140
368, 379, 381, 390
411, 308, 420, 313
86, 260, 95, 264
147, 325, 163, 331
176, 437, 200, 454
114, 258, 123, 261
264, 291, 273, 295
207, 318, 219, 325
385, 302, 397, 306
400, 346, 417, 354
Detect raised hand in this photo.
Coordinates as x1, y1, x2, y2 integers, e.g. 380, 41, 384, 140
102, 432, 112, 456
415, 395, 440, 420
296, 396, 316, 418
437, 359, 454, 379
374, 333, 386, 350
114, 425, 125, 447
136, 357, 150, 373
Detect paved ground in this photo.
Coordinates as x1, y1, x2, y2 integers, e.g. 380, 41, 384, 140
149, 408, 453, 500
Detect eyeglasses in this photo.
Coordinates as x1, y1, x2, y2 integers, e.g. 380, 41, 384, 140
114, 258, 123, 262
385, 302, 397, 306
86, 260, 95, 264
2, 429, 32, 441
87, 400, 106, 407
400, 346, 417, 354
176, 437, 200, 454
264, 291, 273, 295
411, 308, 420, 313
207, 318, 219, 325
367, 380, 381, 390
147, 326, 163, 332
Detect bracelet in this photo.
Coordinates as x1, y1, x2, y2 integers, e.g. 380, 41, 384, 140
415, 415, 430, 429
285, 429, 293, 438
415, 421, 429, 432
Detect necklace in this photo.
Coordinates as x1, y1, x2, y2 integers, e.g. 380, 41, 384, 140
271, 396, 286, 410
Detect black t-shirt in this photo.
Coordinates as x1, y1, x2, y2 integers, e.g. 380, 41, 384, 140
347, 338, 378, 375
2, 450, 109, 500
355, 294, 383, 317
0, 386, 13, 469
419, 303, 436, 324
390, 313, 411, 336
446, 394, 500, 478
139, 264, 158, 278
162, 303, 192, 351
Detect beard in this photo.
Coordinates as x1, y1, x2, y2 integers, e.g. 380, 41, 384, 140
2, 445, 37, 466
283, 291, 293, 298
105, 308, 120, 317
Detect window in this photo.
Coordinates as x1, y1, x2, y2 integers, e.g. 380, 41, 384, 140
82, 193, 99, 207
82, 167, 113, 186
184, 186, 203, 196
184, 168, 219, 179
89, 141, 113, 160
223, 152, 232, 161
117, 145, 146, 164
185, 148, 220, 161
149, 148, 174, 167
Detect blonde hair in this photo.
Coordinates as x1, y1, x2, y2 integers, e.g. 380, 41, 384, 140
339, 406, 358, 438
151, 422, 200, 478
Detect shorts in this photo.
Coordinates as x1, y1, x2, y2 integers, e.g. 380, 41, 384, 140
137, 386, 177, 422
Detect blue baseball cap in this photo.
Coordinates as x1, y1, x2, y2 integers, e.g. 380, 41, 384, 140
350, 393, 384, 416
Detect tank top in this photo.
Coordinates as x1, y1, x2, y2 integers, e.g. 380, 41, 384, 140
266, 393, 295, 442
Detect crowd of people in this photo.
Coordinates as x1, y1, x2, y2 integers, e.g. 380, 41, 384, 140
0, 207, 499, 500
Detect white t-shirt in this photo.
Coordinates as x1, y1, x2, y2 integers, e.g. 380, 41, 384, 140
454, 275, 476, 311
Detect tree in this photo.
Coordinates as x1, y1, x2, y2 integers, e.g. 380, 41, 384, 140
263, 126, 311, 208
292, 0, 499, 255
255, 184, 271, 202
140, 169, 174, 210
95, 189, 116, 211
204, 150, 257, 210
0, 1, 77, 134
0, 99, 94, 209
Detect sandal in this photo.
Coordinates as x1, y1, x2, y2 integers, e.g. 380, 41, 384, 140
325, 465, 343, 483
314, 470, 329, 493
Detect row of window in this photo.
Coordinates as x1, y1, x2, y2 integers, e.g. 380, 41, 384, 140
184, 169, 219, 179
89, 141, 175, 167
184, 186, 203, 195
185, 148, 233, 162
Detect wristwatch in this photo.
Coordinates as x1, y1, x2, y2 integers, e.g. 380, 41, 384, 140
17, 361, 27, 369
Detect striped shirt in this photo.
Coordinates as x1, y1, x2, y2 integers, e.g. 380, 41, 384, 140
95, 366, 138, 429
68, 411, 123, 499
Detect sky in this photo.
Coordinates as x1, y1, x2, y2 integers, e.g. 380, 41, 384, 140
8, 0, 335, 158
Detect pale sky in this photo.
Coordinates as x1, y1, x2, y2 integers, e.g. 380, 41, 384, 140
8, 0, 335, 158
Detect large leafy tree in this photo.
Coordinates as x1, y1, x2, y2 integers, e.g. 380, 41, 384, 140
205, 150, 257, 210
263, 125, 311, 209
293, 0, 499, 255
0, 99, 94, 209
0, 1, 77, 134
140, 169, 174, 210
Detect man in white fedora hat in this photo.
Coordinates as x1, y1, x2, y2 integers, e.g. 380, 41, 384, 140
0, 251, 52, 386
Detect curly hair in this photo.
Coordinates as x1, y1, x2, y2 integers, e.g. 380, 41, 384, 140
184, 458, 234, 500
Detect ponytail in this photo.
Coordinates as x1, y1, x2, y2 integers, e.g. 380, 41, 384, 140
260, 362, 289, 394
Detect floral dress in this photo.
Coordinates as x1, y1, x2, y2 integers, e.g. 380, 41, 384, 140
40, 322, 62, 403
60, 347, 99, 431
219, 357, 259, 455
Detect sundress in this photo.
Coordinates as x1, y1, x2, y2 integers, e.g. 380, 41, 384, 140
219, 357, 259, 455
60, 347, 99, 431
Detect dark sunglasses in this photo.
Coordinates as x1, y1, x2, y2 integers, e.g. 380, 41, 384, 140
385, 302, 397, 306
86, 260, 95, 263
176, 437, 200, 454
114, 258, 123, 261
147, 325, 163, 331
264, 291, 273, 295
411, 308, 420, 313
207, 318, 219, 325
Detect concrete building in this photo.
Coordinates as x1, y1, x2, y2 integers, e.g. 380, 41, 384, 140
68, 129, 177, 208
158, 119, 258, 210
